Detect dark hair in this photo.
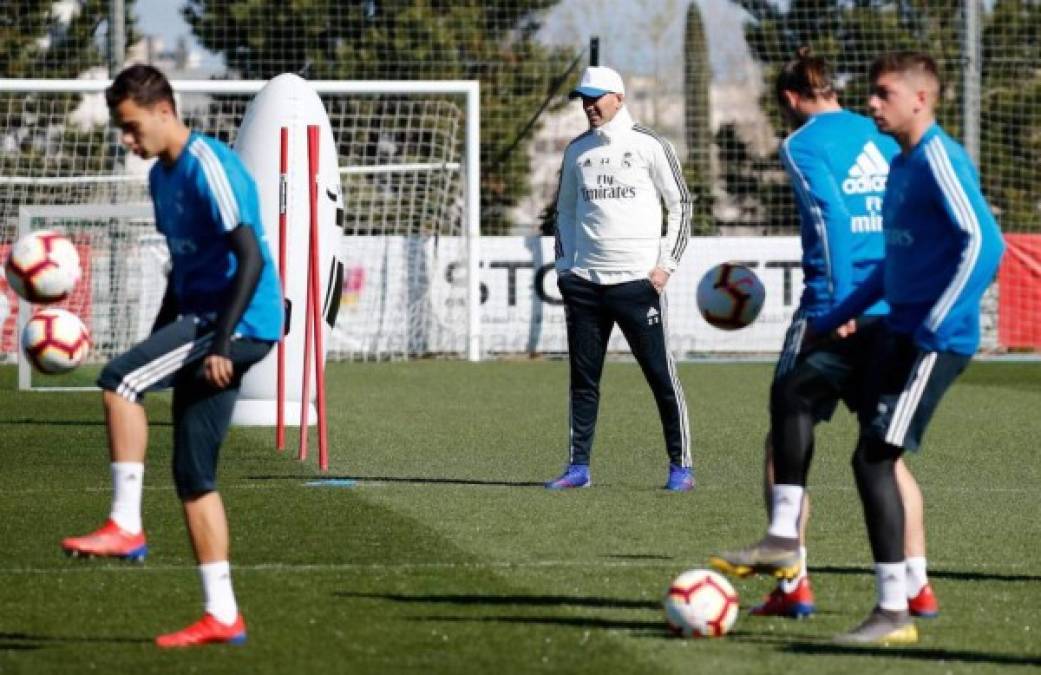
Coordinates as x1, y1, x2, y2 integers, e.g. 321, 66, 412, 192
105, 64, 176, 114
775, 46, 835, 109
869, 51, 943, 95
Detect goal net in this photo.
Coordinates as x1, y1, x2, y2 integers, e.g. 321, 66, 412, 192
0, 79, 481, 388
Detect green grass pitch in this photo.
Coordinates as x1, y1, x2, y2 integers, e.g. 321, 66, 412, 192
1, 360, 1039, 673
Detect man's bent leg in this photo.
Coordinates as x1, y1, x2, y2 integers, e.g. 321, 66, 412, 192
62, 318, 206, 560
103, 390, 148, 462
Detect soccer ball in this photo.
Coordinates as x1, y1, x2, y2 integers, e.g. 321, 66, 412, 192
696, 263, 765, 330
4, 230, 82, 303
663, 569, 739, 638
21, 308, 91, 374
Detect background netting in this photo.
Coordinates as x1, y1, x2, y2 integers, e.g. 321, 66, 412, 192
1, 1, 1037, 358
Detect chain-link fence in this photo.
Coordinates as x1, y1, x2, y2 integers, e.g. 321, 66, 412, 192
2, 1, 1038, 236
1, 1, 1037, 357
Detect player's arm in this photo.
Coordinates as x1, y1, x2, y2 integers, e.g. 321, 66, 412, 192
916, 144, 1007, 351
809, 264, 884, 338
649, 136, 692, 285
554, 145, 579, 275
781, 139, 855, 303
210, 225, 263, 359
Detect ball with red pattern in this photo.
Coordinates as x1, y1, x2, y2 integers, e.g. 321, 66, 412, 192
4, 230, 82, 304
663, 569, 739, 638
696, 263, 766, 330
21, 308, 90, 374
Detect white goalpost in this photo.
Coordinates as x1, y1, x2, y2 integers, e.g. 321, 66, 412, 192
0, 78, 481, 390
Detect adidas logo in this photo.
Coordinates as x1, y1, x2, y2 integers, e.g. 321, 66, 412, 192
842, 141, 890, 194
646, 307, 660, 326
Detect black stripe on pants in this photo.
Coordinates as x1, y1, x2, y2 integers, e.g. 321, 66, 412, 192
558, 273, 691, 468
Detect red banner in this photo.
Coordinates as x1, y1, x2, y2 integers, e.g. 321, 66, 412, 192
1, 242, 93, 354
998, 233, 1041, 350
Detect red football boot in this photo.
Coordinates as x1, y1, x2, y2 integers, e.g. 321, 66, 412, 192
61, 519, 147, 562
750, 577, 816, 618
155, 613, 247, 648
908, 583, 940, 618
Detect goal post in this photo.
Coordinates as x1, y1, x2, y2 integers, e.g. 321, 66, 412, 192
0, 78, 481, 386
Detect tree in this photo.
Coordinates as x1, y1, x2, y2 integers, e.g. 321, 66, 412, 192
0, 0, 134, 209
183, 0, 573, 235
2, 0, 120, 79
980, 0, 1041, 233
684, 1, 714, 234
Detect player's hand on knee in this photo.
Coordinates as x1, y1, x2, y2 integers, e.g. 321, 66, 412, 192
203, 354, 234, 389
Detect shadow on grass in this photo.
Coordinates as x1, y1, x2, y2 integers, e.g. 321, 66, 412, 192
811, 565, 1041, 583
783, 641, 1041, 667
0, 419, 172, 427
248, 474, 545, 488
336, 591, 658, 611
603, 553, 674, 561
408, 614, 665, 635
0, 631, 151, 649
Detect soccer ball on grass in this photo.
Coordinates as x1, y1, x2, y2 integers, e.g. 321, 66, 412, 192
663, 569, 739, 638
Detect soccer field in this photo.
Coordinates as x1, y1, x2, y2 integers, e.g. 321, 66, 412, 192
1, 360, 1039, 673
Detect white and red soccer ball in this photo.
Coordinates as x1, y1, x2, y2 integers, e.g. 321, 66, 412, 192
696, 263, 766, 331
4, 230, 82, 304
20, 308, 91, 374
663, 569, 739, 638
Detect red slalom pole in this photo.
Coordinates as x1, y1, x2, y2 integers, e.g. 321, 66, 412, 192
297, 128, 317, 462
307, 125, 329, 471
276, 126, 288, 452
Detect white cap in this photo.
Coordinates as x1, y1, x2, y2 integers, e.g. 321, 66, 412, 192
570, 66, 625, 99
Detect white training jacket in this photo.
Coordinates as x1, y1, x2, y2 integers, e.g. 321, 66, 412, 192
554, 106, 692, 284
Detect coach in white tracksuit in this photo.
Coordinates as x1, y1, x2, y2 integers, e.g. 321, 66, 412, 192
546, 66, 694, 491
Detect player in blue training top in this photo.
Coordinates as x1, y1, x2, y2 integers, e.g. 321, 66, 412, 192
802, 52, 1001, 645
711, 50, 939, 621
61, 65, 283, 648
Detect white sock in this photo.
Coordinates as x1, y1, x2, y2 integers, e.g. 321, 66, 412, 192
779, 546, 808, 593
199, 561, 238, 625
766, 484, 803, 539
109, 462, 144, 534
905, 556, 929, 597
876, 561, 908, 612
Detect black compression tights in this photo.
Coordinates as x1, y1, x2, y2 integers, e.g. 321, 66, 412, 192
770, 367, 835, 486
851, 435, 905, 564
